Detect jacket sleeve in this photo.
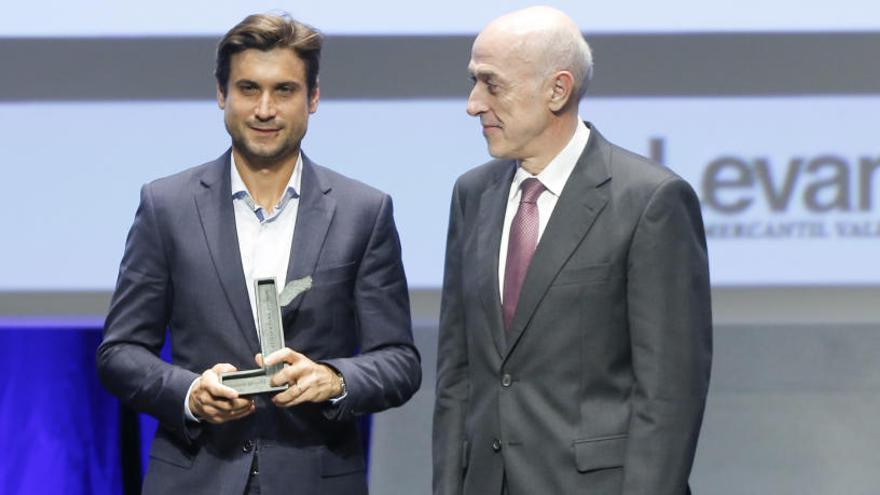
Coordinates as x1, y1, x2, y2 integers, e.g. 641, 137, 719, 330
321, 193, 422, 420
622, 176, 713, 494
432, 180, 470, 495
96, 183, 200, 443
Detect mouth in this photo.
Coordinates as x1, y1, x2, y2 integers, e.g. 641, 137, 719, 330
481, 124, 501, 135
249, 126, 282, 136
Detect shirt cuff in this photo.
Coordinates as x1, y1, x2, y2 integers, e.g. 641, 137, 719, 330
324, 364, 348, 404
329, 387, 348, 404
184, 377, 201, 423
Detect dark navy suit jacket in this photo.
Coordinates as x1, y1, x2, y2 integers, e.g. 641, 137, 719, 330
433, 125, 711, 495
98, 151, 421, 495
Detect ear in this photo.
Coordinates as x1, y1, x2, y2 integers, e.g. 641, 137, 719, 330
216, 84, 226, 110
547, 70, 575, 112
308, 81, 320, 114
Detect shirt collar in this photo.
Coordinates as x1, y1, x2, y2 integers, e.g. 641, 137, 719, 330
230, 152, 303, 223
510, 119, 590, 199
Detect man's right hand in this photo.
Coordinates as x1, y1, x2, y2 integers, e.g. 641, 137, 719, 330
188, 363, 255, 424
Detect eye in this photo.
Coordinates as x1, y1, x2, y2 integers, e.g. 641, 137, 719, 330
481, 78, 502, 95
277, 85, 294, 96
238, 82, 258, 95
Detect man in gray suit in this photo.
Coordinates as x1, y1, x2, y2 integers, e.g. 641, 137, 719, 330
433, 7, 712, 495
97, 13, 420, 495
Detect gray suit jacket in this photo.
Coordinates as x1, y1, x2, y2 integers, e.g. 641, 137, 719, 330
433, 124, 711, 495
98, 151, 421, 495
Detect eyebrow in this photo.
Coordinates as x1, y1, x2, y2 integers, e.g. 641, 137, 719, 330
273, 80, 302, 90
234, 79, 302, 89
469, 69, 501, 82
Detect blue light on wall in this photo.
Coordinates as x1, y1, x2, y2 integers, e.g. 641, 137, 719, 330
0, 322, 123, 494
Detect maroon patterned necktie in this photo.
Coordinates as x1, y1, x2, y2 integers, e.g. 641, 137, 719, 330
503, 178, 545, 331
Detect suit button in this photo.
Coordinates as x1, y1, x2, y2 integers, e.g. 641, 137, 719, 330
491, 439, 502, 452
243, 440, 254, 453
501, 374, 512, 387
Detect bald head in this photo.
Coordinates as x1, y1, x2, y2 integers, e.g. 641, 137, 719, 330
477, 6, 593, 101
466, 7, 592, 170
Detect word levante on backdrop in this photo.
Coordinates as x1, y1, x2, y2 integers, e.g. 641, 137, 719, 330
648, 138, 880, 240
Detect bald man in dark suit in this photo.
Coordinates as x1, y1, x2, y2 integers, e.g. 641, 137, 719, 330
433, 7, 712, 495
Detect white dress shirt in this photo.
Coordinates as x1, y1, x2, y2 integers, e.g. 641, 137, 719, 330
231, 153, 302, 327
498, 120, 590, 301
184, 153, 302, 422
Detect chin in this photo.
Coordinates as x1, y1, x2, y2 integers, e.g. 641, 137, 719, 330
247, 140, 285, 156
487, 145, 512, 160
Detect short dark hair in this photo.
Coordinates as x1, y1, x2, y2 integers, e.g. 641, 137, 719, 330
215, 13, 323, 96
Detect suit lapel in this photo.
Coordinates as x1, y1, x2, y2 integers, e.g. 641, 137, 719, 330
283, 154, 335, 316
504, 126, 612, 359
477, 163, 516, 357
194, 150, 260, 354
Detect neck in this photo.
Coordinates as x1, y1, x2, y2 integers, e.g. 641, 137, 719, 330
518, 114, 579, 175
233, 148, 297, 212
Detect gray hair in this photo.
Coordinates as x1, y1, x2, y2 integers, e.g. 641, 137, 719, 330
539, 26, 593, 101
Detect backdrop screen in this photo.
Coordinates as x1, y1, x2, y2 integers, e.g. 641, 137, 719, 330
2, 1, 879, 292
2, 1, 878, 35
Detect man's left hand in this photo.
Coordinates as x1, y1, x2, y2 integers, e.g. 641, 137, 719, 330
256, 348, 343, 407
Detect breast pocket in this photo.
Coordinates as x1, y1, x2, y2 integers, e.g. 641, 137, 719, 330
312, 261, 357, 287
552, 263, 611, 287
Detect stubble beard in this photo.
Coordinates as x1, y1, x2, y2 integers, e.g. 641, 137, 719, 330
228, 123, 301, 170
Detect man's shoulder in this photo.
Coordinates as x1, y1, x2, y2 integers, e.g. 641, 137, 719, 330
309, 159, 388, 204
610, 142, 677, 183
144, 153, 226, 198
584, 128, 691, 202
594, 133, 699, 210
582, 125, 676, 185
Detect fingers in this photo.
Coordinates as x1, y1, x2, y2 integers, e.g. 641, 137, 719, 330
269, 358, 310, 388
212, 362, 238, 374
191, 363, 256, 424
261, 347, 304, 368
192, 352, 339, 415
271, 363, 339, 408
194, 398, 255, 423
272, 378, 312, 408
204, 364, 240, 401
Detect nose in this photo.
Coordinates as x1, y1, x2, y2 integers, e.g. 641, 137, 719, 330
466, 85, 486, 117
255, 92, 276, 121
